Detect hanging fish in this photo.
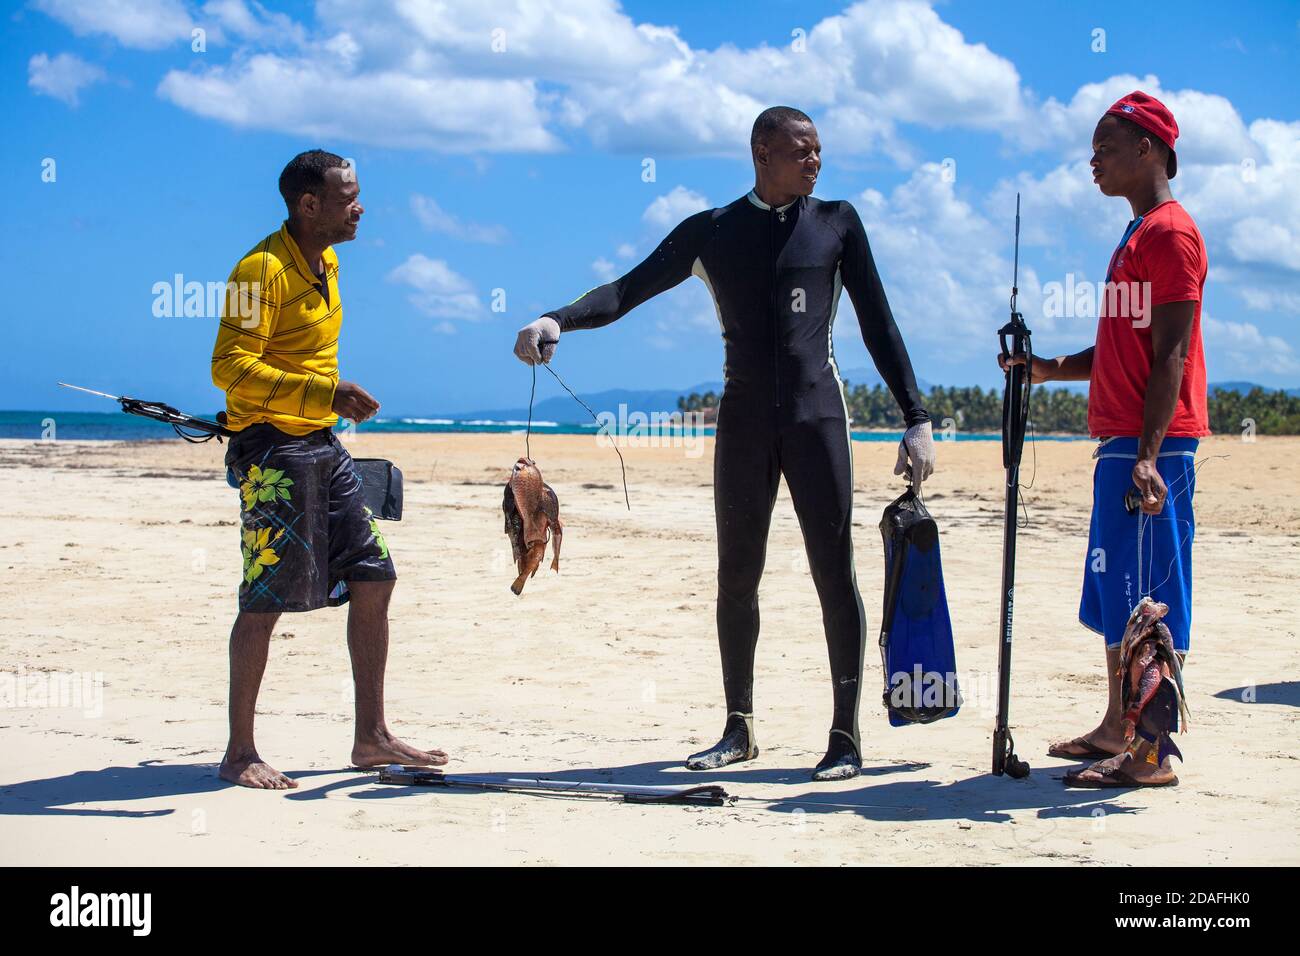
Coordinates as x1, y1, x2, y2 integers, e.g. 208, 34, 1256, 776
502, 457, 562, 595
1116, 597, 1189, 764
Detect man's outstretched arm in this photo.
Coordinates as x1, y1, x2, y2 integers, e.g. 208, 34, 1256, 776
1002, 347, 1094, 382
516, 211, 711, 363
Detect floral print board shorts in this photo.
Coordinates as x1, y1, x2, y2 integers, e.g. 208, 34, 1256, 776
224, 424, 396, 612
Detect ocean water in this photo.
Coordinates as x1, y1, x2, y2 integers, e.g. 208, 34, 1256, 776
0, 410, 1084, 442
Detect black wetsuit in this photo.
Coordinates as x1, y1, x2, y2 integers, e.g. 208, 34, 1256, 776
546, 192, 928, 746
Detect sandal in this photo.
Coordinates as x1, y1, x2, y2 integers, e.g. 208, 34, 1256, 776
1063, 762, 1179, 789
1047, 735, 1118, 760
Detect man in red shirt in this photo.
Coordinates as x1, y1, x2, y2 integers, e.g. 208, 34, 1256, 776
1001, 92, 1207, 787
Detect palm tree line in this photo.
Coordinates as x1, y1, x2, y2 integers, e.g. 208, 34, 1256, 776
676, 382, 1300, 434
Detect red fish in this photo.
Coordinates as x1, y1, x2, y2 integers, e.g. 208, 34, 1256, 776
1116, 597, 1189, 748
503, 457, 562, 595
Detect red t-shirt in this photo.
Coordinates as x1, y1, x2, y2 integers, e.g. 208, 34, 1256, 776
1088, 200, 1210, 438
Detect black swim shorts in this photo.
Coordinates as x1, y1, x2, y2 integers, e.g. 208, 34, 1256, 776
225, 423, 396, 612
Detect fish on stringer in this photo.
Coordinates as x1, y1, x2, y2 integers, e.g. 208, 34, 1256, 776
502, 457, 562, 595
1117, 596, 1190, 763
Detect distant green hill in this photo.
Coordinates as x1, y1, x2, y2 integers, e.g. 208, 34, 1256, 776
435, 382, 726, 424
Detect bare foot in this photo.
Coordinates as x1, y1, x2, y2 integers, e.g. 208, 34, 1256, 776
352, 731, 448, 769
219, 750, 299, 790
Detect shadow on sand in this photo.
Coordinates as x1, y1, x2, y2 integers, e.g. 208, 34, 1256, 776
298, 757, 1142, 827
2, 756, 1140, 831
0, 760, 335, 817
1214, 682, 1300, 707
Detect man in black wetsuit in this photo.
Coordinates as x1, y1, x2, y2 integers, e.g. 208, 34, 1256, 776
514, 107, 935, 780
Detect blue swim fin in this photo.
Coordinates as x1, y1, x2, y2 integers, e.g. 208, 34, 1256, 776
879, 487, 961, 726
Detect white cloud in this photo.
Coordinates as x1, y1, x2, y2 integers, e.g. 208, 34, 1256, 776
410, 194, 508, 243
1226, 218, 1300, 272
643, 186, 710, 228
1204, 315, 1300, 376
155, 0, 671, 155
1239, 287, 1300, 315
1173, 122, 1300, 278
847, 165, 1060, 367
565, 57, 763, 156
27, 52, 105, 107
35, 0, 193, 50
130, 0, 1032, 161
43, 0, 1294, 181
158, 53, 561, 153
592, 257, 617, 282
1251, 118, 1300, 167
988, 159, 1127, 252
201, 0, 257, 36
313, 0, 670, 82
817, 105, 914, 167
32, 0, 1300, 373
552, 0, 1028, 156
1031, 75, 1258, 166
1176, 159, 1300, 310
815, 0, 1025, 130
200, 0, 307, 48
386, 254, 484, 321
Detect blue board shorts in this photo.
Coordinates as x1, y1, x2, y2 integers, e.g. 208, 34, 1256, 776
1079, 436, 1198, 652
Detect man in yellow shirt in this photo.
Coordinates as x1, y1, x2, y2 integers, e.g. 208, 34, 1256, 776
213, 149, 447, 789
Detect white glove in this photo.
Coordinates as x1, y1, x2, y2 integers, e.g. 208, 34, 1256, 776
514, 316, 561, 366
894, 421, 935, 488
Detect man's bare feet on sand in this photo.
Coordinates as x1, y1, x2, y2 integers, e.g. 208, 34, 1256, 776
352, 730, 449, 769
219, 750, 298, 790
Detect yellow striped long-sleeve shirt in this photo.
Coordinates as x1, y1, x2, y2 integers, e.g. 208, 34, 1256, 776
212, 222, 342, 435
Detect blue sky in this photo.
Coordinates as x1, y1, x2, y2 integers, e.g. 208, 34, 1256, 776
5, 0, 1299, 416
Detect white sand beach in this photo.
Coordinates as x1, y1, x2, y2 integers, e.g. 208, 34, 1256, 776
1, 433, 1297, 865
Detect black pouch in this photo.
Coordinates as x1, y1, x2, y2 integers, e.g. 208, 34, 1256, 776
354, 458, 404, 520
